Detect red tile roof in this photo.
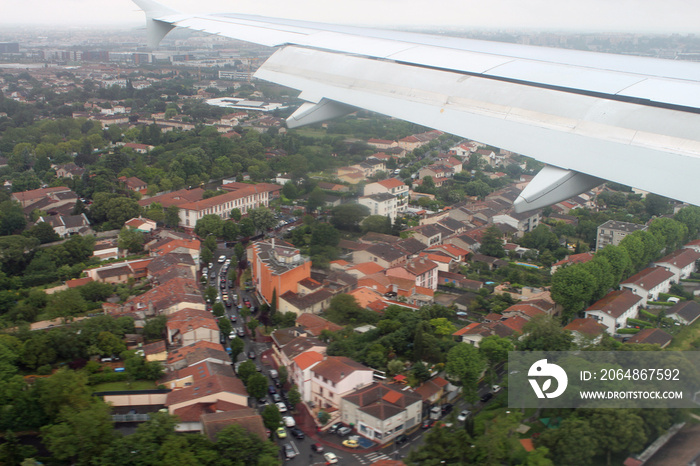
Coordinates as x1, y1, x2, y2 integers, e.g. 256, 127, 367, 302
564, 318, 608, 337
586, 289, 642, 318
621, 266, 674, 290
293, 351, 324, 370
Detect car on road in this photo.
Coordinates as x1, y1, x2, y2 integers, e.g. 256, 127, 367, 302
237, 328, 246, 337
248, 351, 256, 359
230, 315, 237, 322
342, 439, 359, 448
217, 255, 226, 263
336, 426, 352, 437
290, 427, 305, 439
421, 419, 435, 429
272, 377, 282, 388
244, 299, 251, 307
311, 443, 324, 453
228, 331, 236, 339
283, 444, 296, 460
276, 402, 288, 413
283, 415, 296, 427
481, 392, 493, 403
323, 452, 338, 463
395, 434, 408, 445
272, 393, 282, 403
491, 385, 502, 394
457, 409, 472, 422
276, 427, 287, 439
441, 403, 454, 416
328, 422, 344, 434
269, 385, 277, 394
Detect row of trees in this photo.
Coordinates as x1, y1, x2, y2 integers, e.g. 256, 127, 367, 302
552, 210, 697, 321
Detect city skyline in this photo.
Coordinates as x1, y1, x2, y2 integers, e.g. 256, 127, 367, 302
1, 0, 699, 34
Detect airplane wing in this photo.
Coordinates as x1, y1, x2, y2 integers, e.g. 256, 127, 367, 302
133, 0, 700, 212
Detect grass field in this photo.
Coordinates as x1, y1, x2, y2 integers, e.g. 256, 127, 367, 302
92, 381, 157, 392
289, 127, 328, 139
666, 316, 700, 350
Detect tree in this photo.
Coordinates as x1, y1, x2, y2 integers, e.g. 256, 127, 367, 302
248, 206, 276, 234
229, 208, 242, 221
519, 315, 573, 351
215, 424, 279, 465
325, 293, 368, 325
247, 318, 260, 336
212, 302, 225, 317
0, 431, 37, 466
310, 222, 340, 248
445, 343, 486, 403
307, 187, 326, 213
204, 286, 218, 303
96, 331, 127, 357
230, 337, 245, 361
429, 317, 456, 337
645, 192, 671, 217
222, 221, 240, 241
479, 225, 505, 257
551, 264, 596, 321
237, 360, 257, 384
25, 221, 60, 244
142, 315, 167, 340
41, 400, 116, 465
538, 417, 599, 466
261, 404, 282, 430
479, 336, 513, 369
584, 409, 646, 466
245, 373, 268, 399
278, 365, 288, 384
234, 243, 245, 262
361, 215, 392, 234
675, 205, 700, 240
218, 317, 233, 336
117, 227, 144, 254
287, 385, 301, 408
330, 203, 370, 231
194, 214, 224, 238
164, 205, 180, 228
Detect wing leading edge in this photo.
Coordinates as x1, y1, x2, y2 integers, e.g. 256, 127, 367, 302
133, 0, 700, 211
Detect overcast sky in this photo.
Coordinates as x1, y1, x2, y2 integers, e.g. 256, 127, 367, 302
1, 0, 699, 33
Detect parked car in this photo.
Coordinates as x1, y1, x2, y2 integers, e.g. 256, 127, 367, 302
229, 314, 237, 322
248, 351, 256, 359
283, 415, 296, 427
328, 422, 344, 434
342, 439, 359, 448
272, 393, 282, 403
421, 419, 435, 429
323, 452, 337, 464
228, 331, 236, 339
272, 377, 282, 388
283, 444, 296, 460
441, 403, 454, 416
458, 409, 472, 422
481, 392, 493, 403
311, 443, 324, 453
336, 426, 352, 437
290, 427, 305, 439
276, 402, 288, 413
491, 385, 502, 394
395, 434, 409, 445
218, 255, 226, 263
237, 328, 246, 337
276, 427, 287, 439
269, 385, 277, 394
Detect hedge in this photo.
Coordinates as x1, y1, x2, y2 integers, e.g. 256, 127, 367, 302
88, 371, 128, 385
617, 328, 640, 334
646, 301, 675, 307
627, 318, 653, 328
639, 309, 657, 320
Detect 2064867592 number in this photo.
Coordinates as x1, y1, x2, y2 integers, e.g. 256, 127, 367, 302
599, 368, 680, 381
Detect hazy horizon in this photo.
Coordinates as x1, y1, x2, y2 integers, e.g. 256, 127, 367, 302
1, 0, 699, 34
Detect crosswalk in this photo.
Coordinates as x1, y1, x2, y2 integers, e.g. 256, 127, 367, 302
353, 451, 393, 464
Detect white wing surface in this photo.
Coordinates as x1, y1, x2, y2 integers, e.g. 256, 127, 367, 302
133, 0, 700, 212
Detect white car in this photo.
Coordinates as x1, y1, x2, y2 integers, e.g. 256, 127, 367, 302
457, 409, 471, 422
228, 332, 236, 339
283, 415, 295, 427
323, 452, 338, 464
491, 385, 502, 394
276, 402, 288, 413
217, 255, 226, 263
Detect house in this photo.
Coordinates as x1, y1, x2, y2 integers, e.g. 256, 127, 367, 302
201, 407, 267, 442
364, 178, 409, 213
290, 350, 324, 403
311, 356, 374, 411
564, 318, 608, 345
367, 138, 397, 150
54, 162, 85, 179
346, 262, 386, 279
353, 243, 407, 269
386, 257, 439, 291
414, 376, 450, 406
501, 303, 546, 321
452, 321, 514, 347
118, 176, 148, 193
666, 301, 700, 325
406, 224, 445, 247
37, 213, 91, 238
654, 248, 700, 282
584, 289, 644, 335
341, 382, 423, 444
278, 289, 333, 315
166, 341, 232, 371
125, 217, 157, 232
295, 313, 343, 336
625, 328, 673, 348
550, 252, 594, 274
620, 266, 675, 301
492, 209, 542, 237
177, 183, 272, 229
138, 188, 204, 209
358, 193, 400, 222
165, 374, 248, 418
417, 251, 455, 273
271, 330, 326, 368
248, 239, 312, 308
596, 220, 647, 251
147, 237, 201, 263
437, 271, 482, 291
166, 308, 220, 347
123, 143, 154, 154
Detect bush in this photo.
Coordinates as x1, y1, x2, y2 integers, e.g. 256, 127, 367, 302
87, 371, 128, 385
37, 364, 53, 375
639, 309, 657, 320
627, 318, 654, 328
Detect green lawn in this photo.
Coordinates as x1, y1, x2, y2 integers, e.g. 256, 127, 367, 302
289, 127, 327, 139
92, 380, 157, 392
666, 316, 700, 350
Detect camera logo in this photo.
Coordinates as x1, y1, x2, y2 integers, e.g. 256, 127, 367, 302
528, 359, 568, 399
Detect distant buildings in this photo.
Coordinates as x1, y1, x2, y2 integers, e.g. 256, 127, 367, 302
596, 220, 647, 251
